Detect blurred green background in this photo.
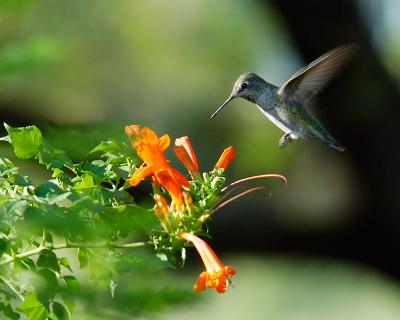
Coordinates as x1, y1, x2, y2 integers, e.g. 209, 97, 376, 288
2, 0, 400, 319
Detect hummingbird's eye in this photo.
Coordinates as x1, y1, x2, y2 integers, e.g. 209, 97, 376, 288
241, 82, 248, 90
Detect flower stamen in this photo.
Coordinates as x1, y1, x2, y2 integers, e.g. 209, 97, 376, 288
212, 186, 265, 212
221, 173, 287, 192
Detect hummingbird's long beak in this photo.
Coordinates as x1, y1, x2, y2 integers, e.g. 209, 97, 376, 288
211, 95, 235, 119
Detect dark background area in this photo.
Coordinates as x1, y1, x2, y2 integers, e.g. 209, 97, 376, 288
213, 0, 400, 280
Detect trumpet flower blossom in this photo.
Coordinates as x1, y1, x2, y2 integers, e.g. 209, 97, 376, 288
125, 124, 286, 294
125, 125, 188, 206
180, 232, 236, 293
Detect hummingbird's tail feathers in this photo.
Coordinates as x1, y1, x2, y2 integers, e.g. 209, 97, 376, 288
325, 135, 346, 151
277, 43, 359, 104
329, 142, 346, 152
310, 132, 346, 152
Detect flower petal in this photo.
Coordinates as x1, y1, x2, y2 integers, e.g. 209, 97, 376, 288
154, 169, 183, 206
127, 163, 153, 186
193, 271, 207, 291
125, 125, 142, 141
158, 134, 170, 151
170, 167, 190, 187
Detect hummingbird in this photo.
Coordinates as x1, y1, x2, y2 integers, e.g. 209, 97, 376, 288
211, 44, 358, 151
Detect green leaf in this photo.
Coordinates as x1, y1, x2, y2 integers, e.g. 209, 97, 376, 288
107, 205, 159, 236
0, 301, 20, 319
0, 237, 8, 256
7, 200, 27, 215
63, 276, 80, 293
0, 195, 9, 207
38, 144, 72, 169
34, 180, 62, 197
37, 268, 58, 290
20, 258, 36, 271
48, 192, 72, 206
0, 222, 11, 235
17, 292, 49, 320
73, 174, 94, 189
59, 257, 72, 272
90, 139, 122, 154
36, 268, 58, 302
45, 232, 53, 245
37, 249, 60, 272
51, 302, 69, 320
0, 135, 11, 143
61, 292, 75, 314
0, 158, 17, 177
14, 174, 32, 186
4, 123, 42, 159
114, 251, 172, 274
78, 248, 89, 268
82, 160, 107, 177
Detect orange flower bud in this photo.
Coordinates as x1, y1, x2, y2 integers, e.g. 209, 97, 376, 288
174, 136, 199, 178
214, 146, 235, 169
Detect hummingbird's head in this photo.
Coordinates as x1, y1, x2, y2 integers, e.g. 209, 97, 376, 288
211, 72, 266, 118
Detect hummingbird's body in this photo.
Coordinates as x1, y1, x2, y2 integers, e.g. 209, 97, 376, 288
253, 80, 343, 150
211, 45, 358, 151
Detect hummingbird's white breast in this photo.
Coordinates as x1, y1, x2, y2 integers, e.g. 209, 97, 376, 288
256, 105, 295, 136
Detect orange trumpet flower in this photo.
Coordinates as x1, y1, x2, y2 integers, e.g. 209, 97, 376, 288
125, 125, 189, 206
180, 232, 236, 293
174, 135, 236, 176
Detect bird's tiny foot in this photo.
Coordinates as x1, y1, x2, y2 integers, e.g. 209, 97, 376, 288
279, 133, 293, 148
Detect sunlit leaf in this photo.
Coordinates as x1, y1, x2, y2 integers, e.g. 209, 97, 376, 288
4, 123, 42, 159
0, 158, 18, 177
59, 257, 72, 272
90, 139, 126, 155
17, 292, 48, 320
73, 174, 95, 190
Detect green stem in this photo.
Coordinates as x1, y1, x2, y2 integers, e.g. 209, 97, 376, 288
118, 180, 131, 191
0, 241, 149, 266
0, 275, 24, 301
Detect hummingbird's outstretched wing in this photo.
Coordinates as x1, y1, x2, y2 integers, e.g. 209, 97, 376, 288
277, 44, 358, 104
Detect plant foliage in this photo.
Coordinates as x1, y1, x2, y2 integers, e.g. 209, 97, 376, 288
0, 123, 192, 319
